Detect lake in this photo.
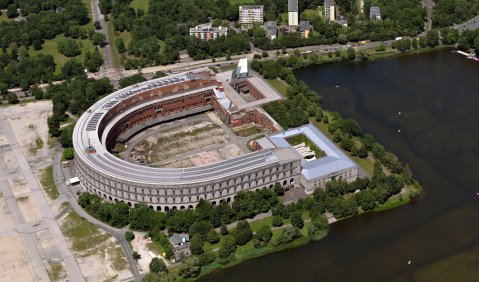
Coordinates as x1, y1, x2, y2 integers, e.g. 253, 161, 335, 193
203, 49, 479, 281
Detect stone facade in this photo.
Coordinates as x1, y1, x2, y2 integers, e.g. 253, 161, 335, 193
75, 150, 300, 211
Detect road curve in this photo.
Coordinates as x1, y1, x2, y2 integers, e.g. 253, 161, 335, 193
52, 144, 141, 282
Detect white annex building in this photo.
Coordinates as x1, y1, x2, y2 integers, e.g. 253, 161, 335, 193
256, 124, 358, 193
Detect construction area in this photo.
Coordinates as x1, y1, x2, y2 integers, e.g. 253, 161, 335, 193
124, 112, 264, 168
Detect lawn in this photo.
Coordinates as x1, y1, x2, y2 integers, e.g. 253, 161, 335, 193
130, 0, 149, 11
301, 8, 321, 21
29, 35, 96, 75
234, 125, 261, 137
39, 165, 59, 199
229, 0, 255, 4
61, 210, 109, 252
0, 12, 13, 22
108, 20, 165, 68
267, 78, 289, 97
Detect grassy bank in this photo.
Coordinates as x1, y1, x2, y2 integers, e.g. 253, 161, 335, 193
39, 165, 59, 199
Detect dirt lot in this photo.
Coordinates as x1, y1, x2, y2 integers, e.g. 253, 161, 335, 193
3, 101, 53, 170
0, 235, 36, 282
130, 121, 227, 164
59, 211, 131, 281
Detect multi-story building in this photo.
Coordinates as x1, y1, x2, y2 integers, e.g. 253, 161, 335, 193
189, 24, 228, 41
288, 0, 299, 27
256, 124, 358, 193
325, 0, 336, 22
265, 21, 278, 40
370, 6, 381, 20
239, 5, 264, 28
299, 21, 312, 38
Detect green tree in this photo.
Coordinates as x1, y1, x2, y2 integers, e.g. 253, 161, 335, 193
206, 229, 219, 244
32, 87, 44, 100
338, 34, 348, 44
190, 235, 204, 255
60, 123, 75, 148
58, 39, 81, 57
218, 235, 236, 259
94, 21, 101, 30
188, 221, 213, 241
273, 182, 284, 196
290, 211, 304, 229
119, 73, 147, 88
254, 225, 272, 244
132, 251, 141, 260
92, 32, 106, 46
125, 231, 135, 242
220, 223, 228, 235
426, 29, 440, 47
272, 215, 283, 227
312, 214, 329, 231
47, 116, 61, 137
62, 147, 74, 160
6, 4, 17, 18
231, 220, 253, 246
116, 38, 126, 54
354, 190, 377, 211
62, 60, 84, 79
179, 256, 201, 278
149, 257, 167, 274
7, 92, 19, 104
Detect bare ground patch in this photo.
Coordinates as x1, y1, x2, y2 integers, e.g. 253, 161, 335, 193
59, 211, 131, 281
0, 235, 36, 282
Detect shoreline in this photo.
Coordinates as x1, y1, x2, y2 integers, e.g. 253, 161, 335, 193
193, 46, 431, 280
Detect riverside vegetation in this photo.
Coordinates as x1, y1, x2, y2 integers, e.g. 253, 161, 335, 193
76, 53, 422, 279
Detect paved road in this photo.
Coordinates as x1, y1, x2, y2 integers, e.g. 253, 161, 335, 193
90, 0, 122, 80
454, 14, 479, 31
52, 144, 141, 282
0, 114, 85, 282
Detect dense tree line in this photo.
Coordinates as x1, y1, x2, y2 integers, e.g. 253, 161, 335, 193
252, 0, 426, 50
101, 0, 252, 67
0, 0, 100, 88
46, 76, 113, 137
432, 0, 479, 27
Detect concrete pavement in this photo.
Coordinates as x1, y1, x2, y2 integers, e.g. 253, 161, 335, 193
0, 113, 85, 282
52, 144, 141, 282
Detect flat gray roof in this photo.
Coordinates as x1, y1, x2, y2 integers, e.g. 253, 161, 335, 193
73, 68, 294, 186
288, 0, 298, 12
259, 124, 357, 180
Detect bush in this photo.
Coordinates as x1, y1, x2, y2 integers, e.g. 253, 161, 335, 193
272, 215, 283, 227
190, 235, 204, 255
58, 39, 81, 57
149, 257, 167, 274
206, 229, 219, 244
94, 21, 101, 30
231, 221, 253, 246
125, 231, 135, 242
32, 87, 44, 100
220, 223, 228, 235
62, 147, 74, 160
132, 251, 141, 260
7, 92, 19, 104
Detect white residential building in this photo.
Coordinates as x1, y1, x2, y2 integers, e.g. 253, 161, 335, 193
288, 0, 299, 27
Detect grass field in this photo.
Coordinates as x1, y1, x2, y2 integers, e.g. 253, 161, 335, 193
108, 20, 166, 68
130, 0, 149, 11
0, 12, 13, 22
39, 165, 59, 199
61, 210, 109, 252
301, 8, 321, 21
229, 0, 255, 4
267, 78, 288, 97
29, 35, 95, 75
